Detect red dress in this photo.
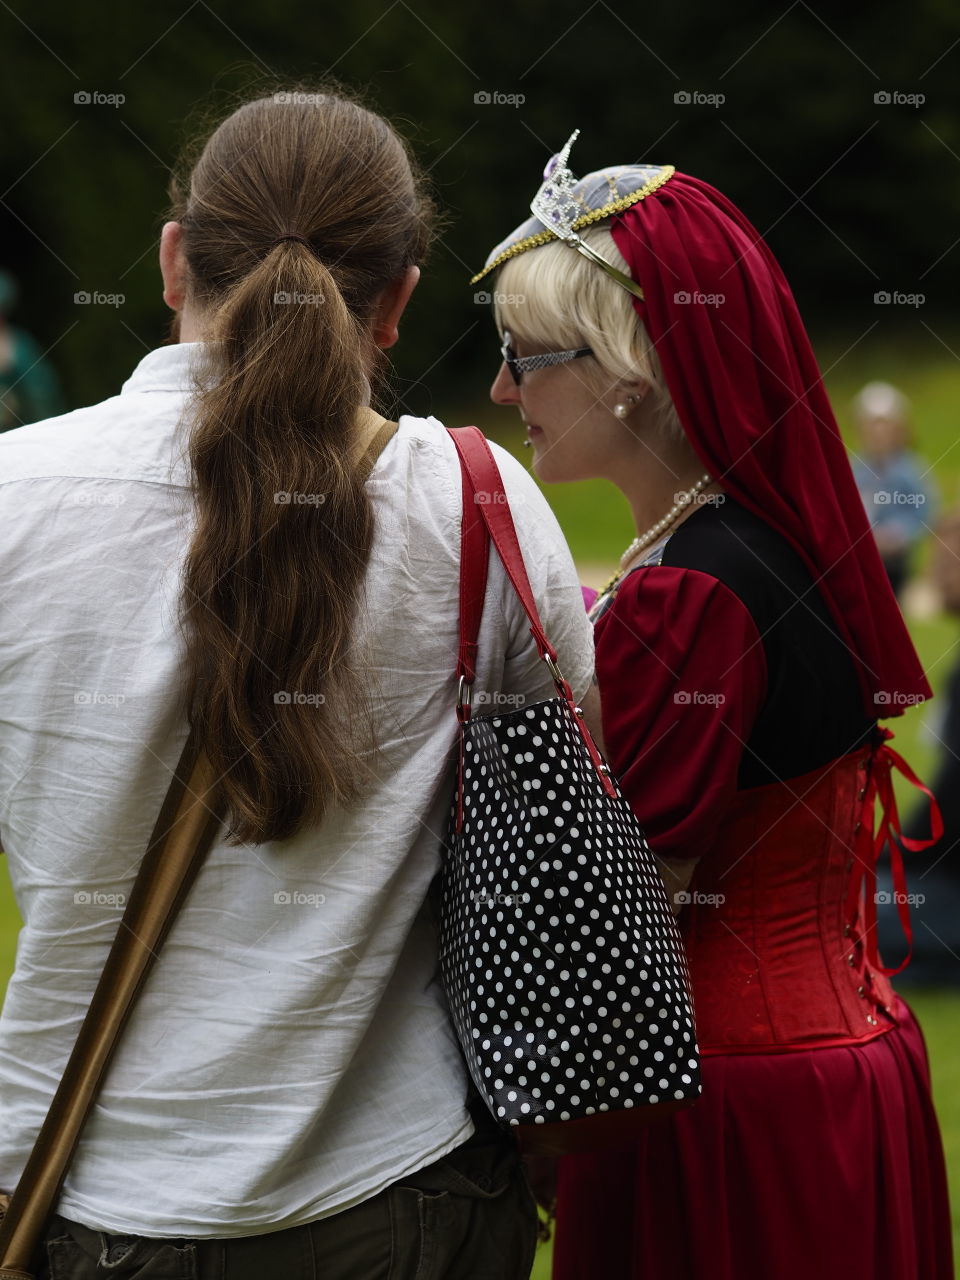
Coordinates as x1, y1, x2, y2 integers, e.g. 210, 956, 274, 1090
553, 501, 953, 1280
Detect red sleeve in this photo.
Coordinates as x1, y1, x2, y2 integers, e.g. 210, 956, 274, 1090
594, 566, 767, 860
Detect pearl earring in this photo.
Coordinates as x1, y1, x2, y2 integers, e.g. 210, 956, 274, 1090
613, 394, 638, 419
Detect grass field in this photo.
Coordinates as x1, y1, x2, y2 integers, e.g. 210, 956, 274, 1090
1, 328, 959, 1268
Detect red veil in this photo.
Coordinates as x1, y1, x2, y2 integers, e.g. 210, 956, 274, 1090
609, 173, 931, 717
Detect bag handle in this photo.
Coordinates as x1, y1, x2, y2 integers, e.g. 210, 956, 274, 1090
447, 427, 615, 812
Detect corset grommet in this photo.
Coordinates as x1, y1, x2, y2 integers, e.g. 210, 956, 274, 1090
857, 985, 866, 997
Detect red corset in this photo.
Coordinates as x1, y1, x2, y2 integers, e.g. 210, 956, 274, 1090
682, 730, 941, 1055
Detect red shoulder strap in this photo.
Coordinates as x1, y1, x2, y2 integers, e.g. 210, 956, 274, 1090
448, 426, 615, 806
449, 427, 557, 665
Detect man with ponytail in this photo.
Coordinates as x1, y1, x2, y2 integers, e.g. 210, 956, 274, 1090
0, 88, 596, 1277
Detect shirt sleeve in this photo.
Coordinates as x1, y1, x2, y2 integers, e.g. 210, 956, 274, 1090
594, 565, 767, 860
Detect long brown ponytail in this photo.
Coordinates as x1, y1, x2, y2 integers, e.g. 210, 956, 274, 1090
168, 88, 435, 846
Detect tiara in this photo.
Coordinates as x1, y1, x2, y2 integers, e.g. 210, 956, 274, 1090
528, 130, 646, 301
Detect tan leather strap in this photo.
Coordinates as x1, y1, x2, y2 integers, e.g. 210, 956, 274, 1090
356, 415, 399, 482
0, 728, 224, 1275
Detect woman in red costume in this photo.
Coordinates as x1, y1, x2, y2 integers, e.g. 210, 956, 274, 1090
474, 132, 954, 1280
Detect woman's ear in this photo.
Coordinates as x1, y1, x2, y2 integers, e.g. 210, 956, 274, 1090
618, 376, 651, 402
159, 221, 187, 311
373, 265, 420, 349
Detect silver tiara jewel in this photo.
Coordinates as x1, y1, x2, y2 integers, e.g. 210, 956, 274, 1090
530, 130, 646, 302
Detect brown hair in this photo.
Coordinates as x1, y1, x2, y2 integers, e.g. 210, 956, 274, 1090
168, 86, 435, 846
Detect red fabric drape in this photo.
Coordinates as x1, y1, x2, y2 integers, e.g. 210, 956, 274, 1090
609, 174, 930, 718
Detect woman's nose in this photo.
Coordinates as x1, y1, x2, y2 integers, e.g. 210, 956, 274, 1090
490, 362, 520, 405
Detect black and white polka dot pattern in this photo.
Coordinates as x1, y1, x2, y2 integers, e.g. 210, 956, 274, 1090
439, 697, 701, 1131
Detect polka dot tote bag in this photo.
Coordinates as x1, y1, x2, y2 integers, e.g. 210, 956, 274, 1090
440, 428, 701, 1157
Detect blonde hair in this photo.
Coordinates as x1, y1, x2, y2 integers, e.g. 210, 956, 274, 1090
492, 225, 683, 441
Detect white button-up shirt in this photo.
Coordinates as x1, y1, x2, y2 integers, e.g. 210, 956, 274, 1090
0, 342, 594, 1236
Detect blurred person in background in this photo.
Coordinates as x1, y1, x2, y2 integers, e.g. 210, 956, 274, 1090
478, 132, 953, 1280
878, 506, 960, 985
0, 88, 602, 1279
0, 268, 66, 431
850, 381, 935, 600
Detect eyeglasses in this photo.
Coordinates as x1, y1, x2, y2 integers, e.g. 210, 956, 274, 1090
500, 330, 593, 385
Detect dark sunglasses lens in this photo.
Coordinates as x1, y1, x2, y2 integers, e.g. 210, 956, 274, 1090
501, 332, 522, 384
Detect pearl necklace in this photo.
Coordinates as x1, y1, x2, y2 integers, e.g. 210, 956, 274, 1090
596, 473, 713, 601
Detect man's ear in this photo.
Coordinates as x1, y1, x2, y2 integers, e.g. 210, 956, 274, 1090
373, 265, 420, 349
159, 221, 187, 311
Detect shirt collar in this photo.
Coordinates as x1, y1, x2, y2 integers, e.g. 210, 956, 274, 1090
119, 342, 209, 395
